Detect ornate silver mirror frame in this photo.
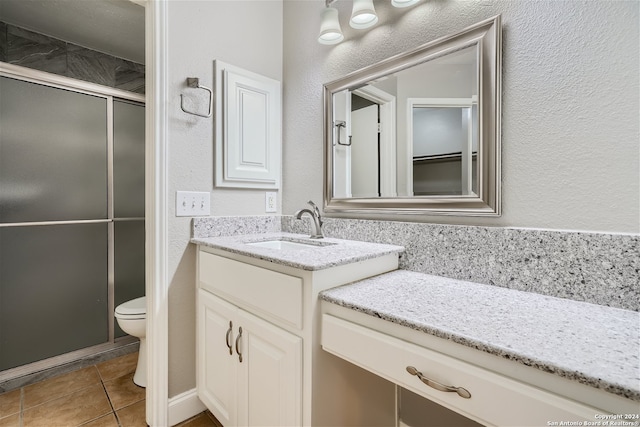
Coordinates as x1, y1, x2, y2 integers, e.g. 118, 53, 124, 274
323, 15, 502, 217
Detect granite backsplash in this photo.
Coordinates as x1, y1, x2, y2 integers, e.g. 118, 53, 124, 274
193, 216, 639, 312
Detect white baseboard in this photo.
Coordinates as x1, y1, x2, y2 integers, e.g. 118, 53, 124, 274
168, 388, 206, 426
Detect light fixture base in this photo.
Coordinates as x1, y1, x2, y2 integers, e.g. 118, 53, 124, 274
391, 0, 420, 8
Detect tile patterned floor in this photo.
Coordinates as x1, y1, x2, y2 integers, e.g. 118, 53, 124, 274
0, 353, 219, 427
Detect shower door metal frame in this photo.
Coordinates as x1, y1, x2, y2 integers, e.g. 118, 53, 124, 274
0, 62, 145, 382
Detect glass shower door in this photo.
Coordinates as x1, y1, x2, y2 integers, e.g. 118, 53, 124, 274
0, 76, 109, 371
0, 224, 109, 370
113, 99, 145, 338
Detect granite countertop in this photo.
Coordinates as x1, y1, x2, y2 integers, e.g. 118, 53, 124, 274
320, 270, 640, 401
191, 232, 405, 271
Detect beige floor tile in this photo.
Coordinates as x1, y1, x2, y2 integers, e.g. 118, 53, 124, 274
103, 372, 145, 410
80, 413, 119, 427
97, 352, 138, 382
176, 412, 220, 427
23, 366, 101, 409
0, 413, 20, 427
0, 389, 21, 418
116, 400, 147, 427
22, 384, 111, 427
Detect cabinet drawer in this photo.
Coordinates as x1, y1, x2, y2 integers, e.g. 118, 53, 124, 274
199, 251, 303, 329
322, 314, 600, 426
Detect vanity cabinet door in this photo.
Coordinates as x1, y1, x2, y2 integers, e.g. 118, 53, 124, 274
236, 309, 302, 427
198, 290, 238, 426
198, 289, 302, 427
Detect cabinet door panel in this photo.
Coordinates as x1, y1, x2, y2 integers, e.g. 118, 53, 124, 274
214, 61, 281, 189
237, 310, 302, 427
198, 291, 238, 426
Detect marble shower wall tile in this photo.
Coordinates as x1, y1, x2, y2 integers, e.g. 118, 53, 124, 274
2, 22, 144, 93
282, 216, 639, 311
67, 45, 117, 87
115, 60, 145, 94
7, 25, 67, 75
0, 22, 7, 62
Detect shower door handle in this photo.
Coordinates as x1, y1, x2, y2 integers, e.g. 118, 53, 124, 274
225, 321, 233, 355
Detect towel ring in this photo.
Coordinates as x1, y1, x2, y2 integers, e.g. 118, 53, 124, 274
180, 77, 213, 118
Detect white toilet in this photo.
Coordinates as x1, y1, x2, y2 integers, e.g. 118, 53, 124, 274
115, 296, 146, 387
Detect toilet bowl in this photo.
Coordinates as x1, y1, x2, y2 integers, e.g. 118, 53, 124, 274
115, 296, 146, 387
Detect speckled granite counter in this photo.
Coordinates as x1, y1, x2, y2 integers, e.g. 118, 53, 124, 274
192, 232, 404, 271
320, 270, 640, 401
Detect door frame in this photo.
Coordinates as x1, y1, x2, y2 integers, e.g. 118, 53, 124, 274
352, 86, 397, 197
406, 97, 475, 196
145, 0, 170, 425
0, 62, 145, 380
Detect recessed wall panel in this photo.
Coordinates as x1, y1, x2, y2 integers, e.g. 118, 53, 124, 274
239, 89, 268, 166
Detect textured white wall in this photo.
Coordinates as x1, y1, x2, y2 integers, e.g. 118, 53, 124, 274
282, 0, 639, 233
166, 0, 283, 397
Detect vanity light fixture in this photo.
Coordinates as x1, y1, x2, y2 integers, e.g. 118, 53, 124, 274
318, 1, 344, 45
318, 0, 420, 45
350, 0, 378, 29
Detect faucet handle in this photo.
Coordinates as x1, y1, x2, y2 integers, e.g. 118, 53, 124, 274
307, 200, 321, 218
307, 200, 322, 225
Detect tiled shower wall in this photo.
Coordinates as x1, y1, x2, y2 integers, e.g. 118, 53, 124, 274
193, 216, 640, 312
0, 21, 144, 93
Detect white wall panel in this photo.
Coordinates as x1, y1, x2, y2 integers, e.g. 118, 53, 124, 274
166, 0, 283, 398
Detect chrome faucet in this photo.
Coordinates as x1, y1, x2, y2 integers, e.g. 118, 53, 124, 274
294, 200, 324, 239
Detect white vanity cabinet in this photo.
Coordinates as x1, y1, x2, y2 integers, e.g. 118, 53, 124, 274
320, 270, 640, 427
322, 311, 603, 426
195, 241, 402, 427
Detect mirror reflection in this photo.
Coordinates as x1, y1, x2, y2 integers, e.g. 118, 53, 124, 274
332, 45, 478, 199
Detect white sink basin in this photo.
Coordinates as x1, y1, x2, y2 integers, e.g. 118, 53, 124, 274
247, 240, 329, 250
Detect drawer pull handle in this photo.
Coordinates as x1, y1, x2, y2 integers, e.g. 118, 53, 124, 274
406, 366, 471, 399
225, 321, 233, 355
236, 327, 243, 363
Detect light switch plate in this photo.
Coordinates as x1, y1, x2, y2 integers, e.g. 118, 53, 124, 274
176, 191, 211, 216
265, 192, 277, 213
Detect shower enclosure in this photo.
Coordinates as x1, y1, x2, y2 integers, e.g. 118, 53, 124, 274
0, 63, 145, 377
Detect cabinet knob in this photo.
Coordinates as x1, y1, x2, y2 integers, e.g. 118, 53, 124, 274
406, 366, 471, 399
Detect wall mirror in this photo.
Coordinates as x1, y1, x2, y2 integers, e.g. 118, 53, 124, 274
323, 15, 501, 217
